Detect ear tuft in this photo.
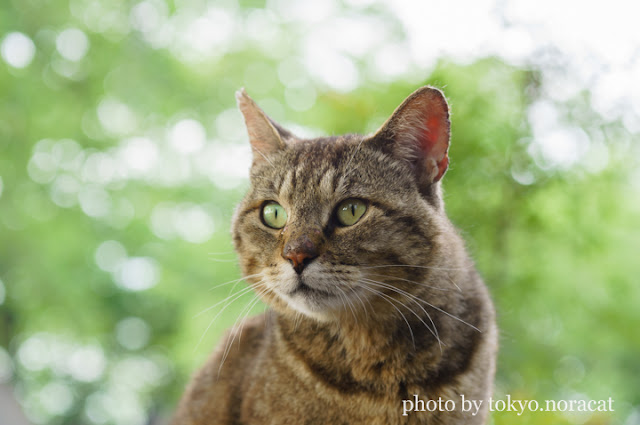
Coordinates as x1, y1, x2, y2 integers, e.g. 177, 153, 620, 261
373, 86, 451, 184
236, 88, 286, 164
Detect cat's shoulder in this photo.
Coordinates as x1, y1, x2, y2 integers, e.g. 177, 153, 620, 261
204, 312, 269, 379
172, 314, 269, 425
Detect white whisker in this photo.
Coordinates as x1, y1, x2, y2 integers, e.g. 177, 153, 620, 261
360, 278, 443, 352
366, 272, 451, 291
195, 285, 255, 318
208, 258, 238, 263
218, 286, 269, 376
361, 264, 470, 272
359, 285, 416, 349
207, 273, 262, 292
336, 286, 358, 325
363, 277, 480, 333
193, 281, 267, 352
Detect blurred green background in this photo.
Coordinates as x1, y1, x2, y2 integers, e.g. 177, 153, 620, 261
1, 0, 639, 424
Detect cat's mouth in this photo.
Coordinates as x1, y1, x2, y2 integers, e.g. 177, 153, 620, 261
272, 264, 363, 319
290, 280, 334, 297
279, 279, 348, 320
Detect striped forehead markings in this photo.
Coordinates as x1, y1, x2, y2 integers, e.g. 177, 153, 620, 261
278, 168, 295, 199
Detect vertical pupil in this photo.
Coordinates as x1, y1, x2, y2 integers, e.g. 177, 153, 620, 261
274, 208, 278, 219
350, 204, 355, 216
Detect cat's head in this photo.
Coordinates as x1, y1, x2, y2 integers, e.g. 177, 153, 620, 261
232, 87, 453, 321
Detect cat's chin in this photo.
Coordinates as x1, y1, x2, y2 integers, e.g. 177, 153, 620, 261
275, 282, 342, 322
282, 295, 335, 321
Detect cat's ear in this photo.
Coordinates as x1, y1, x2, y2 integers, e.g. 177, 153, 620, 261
372, 86, 450, 183
236, 88, 289, 164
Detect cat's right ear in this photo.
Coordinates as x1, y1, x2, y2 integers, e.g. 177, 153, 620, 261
236, 88, 288, 164
371, 86, 450, 185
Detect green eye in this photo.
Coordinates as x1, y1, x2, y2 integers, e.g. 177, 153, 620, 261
336, 199, 367, 226
262, 201, 287, 229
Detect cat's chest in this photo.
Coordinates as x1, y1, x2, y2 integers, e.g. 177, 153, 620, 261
236, 344, 433, 425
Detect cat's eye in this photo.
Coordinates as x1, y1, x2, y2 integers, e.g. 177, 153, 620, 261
336, 198, 367, 226
262, 201, 287, 229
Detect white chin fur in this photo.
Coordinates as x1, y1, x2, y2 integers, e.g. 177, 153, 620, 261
279, 293, 334, 321
270, 263, 342, 321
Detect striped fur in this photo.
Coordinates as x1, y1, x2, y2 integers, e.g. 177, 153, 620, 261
173, 87, 497, 424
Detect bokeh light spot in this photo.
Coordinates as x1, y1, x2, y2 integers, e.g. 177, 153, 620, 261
68, 345, 106, 382
38, 381, 75, 416
195, 144, 251, 190
1, 32, 36, 68
214, 108, 246, 142
27, 152, 57, 184
114, 257, 160, 291
130, 0, 169, 35
78, 186, 112, 218
97, 98, 137, 135
149, 202, 215, 243
169, 119, 206, 154
56, 28, 90, 62
119, 137, 159, 175
50, 174, 81, 208
95, 240, 127, 272
174, 203, 215, 243
17, 335, 50, 372
82, 152, 116, 185
116, 317, 151, 350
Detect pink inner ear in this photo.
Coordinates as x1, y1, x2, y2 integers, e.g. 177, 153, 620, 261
420, 116, 449, 182
421, 117, 443, 152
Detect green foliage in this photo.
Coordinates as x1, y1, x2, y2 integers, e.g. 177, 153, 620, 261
0, 1, 638, 424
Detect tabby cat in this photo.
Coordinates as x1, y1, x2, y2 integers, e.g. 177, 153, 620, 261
172, 86, 498, 424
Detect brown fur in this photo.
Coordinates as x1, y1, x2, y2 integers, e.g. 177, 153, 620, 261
172, 87, 498, 424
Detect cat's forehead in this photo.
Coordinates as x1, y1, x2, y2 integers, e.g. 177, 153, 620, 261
248, 135, 413, 207
250, 136, 355, 200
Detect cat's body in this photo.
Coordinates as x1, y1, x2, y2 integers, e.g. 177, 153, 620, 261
173, 87, 497, 424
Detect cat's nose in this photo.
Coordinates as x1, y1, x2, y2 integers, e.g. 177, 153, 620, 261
283, 235, 319, 274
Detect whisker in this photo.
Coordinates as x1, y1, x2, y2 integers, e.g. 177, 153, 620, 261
361, 264, 471, 272
193, 281, 267, 352
293, 311, 302, 331
336, 286, 358, 325
196, 285, 255, 318
208, 258, 238, 263
350, 287, 370, 322
421, 299, 481, 333
362, 277, 480, 333
252, 146, 275, 167
208, 273, 262, 292
445, 274, 462, 292
360, 278, 442, 351
359, 285, 416, 349
218, 287, 269, 375
366, 273, 451, 291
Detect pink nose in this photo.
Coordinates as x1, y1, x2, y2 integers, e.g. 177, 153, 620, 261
283, 235, 319, 274
285, 251, 312, 269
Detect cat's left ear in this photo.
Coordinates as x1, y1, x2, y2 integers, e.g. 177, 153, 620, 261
236, 88, 291, 164
372, 86, 450, 183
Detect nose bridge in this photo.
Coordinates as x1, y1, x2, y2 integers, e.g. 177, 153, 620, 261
281, 191, 328, 273
284, 198, 325, 252
285, 227, 323, 251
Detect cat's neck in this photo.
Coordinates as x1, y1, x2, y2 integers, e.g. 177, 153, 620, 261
272, 307, 443, 394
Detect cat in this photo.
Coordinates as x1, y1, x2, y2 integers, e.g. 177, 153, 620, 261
172, 86, 498, 424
